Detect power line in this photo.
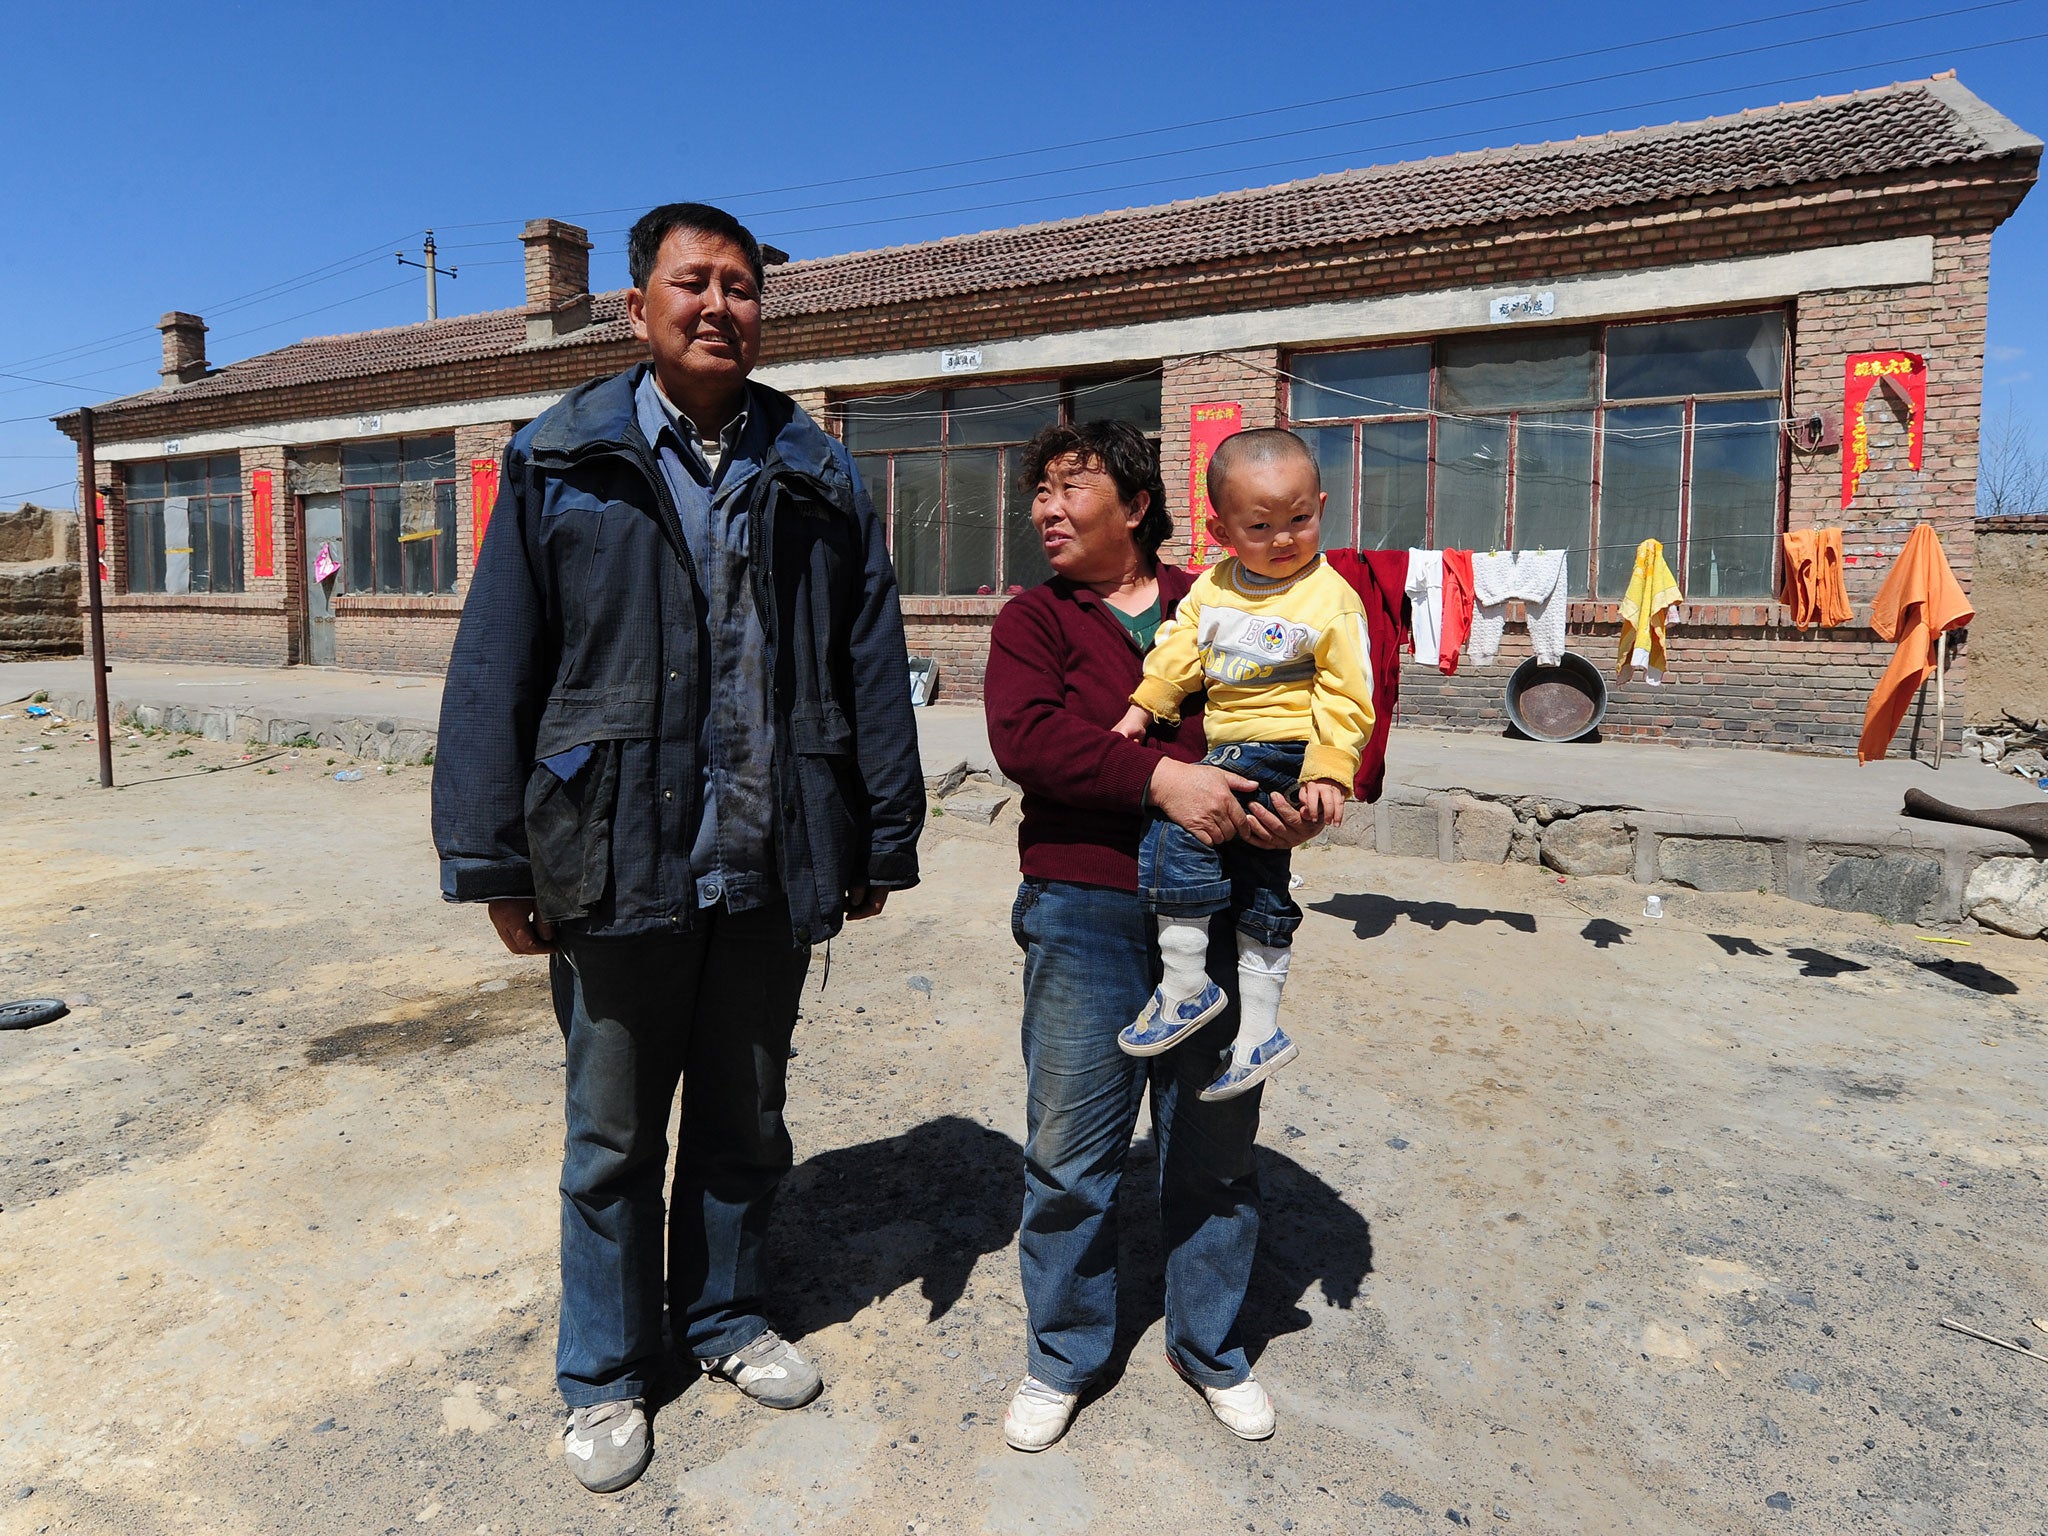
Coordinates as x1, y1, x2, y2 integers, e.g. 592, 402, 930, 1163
757, 29, 2048, 244
610, 0, 2027, 233
429, 0, 1895, 234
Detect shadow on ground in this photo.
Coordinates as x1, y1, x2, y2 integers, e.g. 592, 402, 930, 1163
1312, 891, 1537, 940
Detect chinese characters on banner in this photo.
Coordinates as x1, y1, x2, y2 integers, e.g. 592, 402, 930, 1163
1841, 351, 1926, 510
469, 457, 501, 566
250, 470, 276, 578
1188, 401, 1243, 567
94, 493, 108, 583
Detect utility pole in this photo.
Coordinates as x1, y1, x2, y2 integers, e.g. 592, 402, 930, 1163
77, 406, 113, 788
396, 232, 458, 321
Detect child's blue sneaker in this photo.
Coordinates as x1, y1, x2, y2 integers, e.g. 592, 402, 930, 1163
1118, 981, 1227, 1057
1197, 1028, 1298, 1101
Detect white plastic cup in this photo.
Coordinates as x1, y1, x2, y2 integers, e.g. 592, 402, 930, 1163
1643, 894, 1664, 919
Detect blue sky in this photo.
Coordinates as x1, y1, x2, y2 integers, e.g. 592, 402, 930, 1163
2, 0, 2044, 503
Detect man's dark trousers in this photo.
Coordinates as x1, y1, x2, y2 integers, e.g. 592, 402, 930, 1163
550, 902, 808, 1408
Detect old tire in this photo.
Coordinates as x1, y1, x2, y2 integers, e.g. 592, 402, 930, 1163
0, 997, 68, 1031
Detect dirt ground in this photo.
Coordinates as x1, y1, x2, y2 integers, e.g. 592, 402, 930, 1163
2, 708, 2046, 1536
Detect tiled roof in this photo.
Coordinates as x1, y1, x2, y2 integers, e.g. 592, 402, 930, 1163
83, 74, 2037, 417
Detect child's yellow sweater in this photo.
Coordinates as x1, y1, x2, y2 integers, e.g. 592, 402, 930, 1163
1130, 555, 1375, 788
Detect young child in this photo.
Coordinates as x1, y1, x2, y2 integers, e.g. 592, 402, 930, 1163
1112, 428, 1374, 1100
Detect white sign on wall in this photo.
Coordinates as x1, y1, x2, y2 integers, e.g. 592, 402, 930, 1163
1487, 291, 1557, 323
940, 348, 983, 374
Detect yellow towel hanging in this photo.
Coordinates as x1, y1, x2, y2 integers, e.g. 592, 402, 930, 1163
1617, 539, 1683, 683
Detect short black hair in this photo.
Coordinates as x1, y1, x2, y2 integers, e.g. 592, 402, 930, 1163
1206, 427, 1320, 513
1019, 420, 1171, 556
628, 202, 766, 291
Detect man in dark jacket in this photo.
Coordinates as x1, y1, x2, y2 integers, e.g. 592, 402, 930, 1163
431, 202, 923, 1493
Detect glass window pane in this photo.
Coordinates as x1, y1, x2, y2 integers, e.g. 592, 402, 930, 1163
1295, 426, 1356, 549
1002, 449, 1052, 593
436, 484, 457, 595
1290, 345, 1431, 420
1359, 421, 1429, 551
892, 452, 943, 595
1688, 400, 1779, 599
1434, 417, 1508, 551
166, 457, 207, 498
1605, 312, 1785, 400
374, 486, 403, 594
343, 440, 402, 487
186, 507, 209, 598
1597, 404, 1684, 596
128, 504, 164, 592
403, 434, 455, 482
948, 384, 1060, 446
1439, 331, 1596, 411
1513, 411, 1594, 597
212, 498, 238, 593
126, 462, 165, 499
852, 454, 890, 520
841, 391, 942, 452
945, 449, 1001, 594
1078, 375, 1162, 435
343, 490, 374, 593
208, 453, 241, 492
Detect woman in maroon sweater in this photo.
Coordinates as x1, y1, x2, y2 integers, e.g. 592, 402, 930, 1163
984, 420, 1310, 1453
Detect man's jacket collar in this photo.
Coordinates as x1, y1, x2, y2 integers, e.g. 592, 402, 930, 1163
528, 363, 853, 507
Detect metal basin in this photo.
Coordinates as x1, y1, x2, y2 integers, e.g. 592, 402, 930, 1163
1505, 653, 1607, 742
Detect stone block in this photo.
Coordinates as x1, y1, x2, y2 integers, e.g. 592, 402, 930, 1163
1509, 823, 1541, 864
1540, 811, 1634, 877
1323, 812, 1372, 847
942, 791, 1010, 825
1385, 801, 1439, 859
1810, 847, 1944, 923
1657, 836, 1779, 893
1964, 857, 2048, 939
1452, 796, 1517, 865
926, 760, 971, 798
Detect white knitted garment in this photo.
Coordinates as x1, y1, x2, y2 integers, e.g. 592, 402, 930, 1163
1467, 549, 1569, 666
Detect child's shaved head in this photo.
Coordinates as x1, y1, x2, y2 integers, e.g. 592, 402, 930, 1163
1207, 428, 1320, 513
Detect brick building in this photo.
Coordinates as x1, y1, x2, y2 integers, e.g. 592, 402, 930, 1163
57, 74, 2039, 753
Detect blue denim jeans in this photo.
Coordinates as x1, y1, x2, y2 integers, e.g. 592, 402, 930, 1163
550, 904, 808, 1408
1139, 740, 1304, 948
1012, 878, 1263, 1392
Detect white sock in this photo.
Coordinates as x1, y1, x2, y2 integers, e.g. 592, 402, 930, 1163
1233, 936, 1291, 1060
1155, 917, 1213, 1003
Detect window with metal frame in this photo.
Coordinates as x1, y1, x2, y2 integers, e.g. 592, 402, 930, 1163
339, 434, 459, 595
839, 375, 1162, 597
122, 453, 243, 594
1287, 311, 1787, 599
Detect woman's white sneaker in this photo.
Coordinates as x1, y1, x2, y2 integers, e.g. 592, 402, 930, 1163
1003, 1375, 1079, 1451
562, 1398, 651, 1493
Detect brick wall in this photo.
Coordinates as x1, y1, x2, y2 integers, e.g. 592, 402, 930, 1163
98, 595, 293, 665
1156, 349, 1284, 566
332, 598, 460, 674
453, 421, 517, 589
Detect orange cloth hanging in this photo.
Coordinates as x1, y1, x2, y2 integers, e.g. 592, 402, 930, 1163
1856, 524, 1972, 765
1778, 528, 1853, 629
1439, 548, 1475, 675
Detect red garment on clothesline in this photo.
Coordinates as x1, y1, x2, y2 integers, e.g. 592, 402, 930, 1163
1325, 548, 1410, 805
1439, 549, 1475, 675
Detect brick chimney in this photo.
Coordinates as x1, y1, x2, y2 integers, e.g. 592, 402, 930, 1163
158, 311, 208, 386
521, 218, 592, 343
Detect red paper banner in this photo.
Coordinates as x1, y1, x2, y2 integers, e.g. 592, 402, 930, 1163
1188, 401, 1243, 568
470, 457, 501, 566
94, 492, 108, 581
1842, 351, 1926, 510
250, 469, 275, 578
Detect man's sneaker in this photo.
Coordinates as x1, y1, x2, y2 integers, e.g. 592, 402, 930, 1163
1003, 1375, 1080, 1452
1166, 1351, 1276, 1440
1119, 980, 1227, 1057
699, 1329, 822, 1409
1197, 1027, 1297, 1101
562, 1398, 651, 1493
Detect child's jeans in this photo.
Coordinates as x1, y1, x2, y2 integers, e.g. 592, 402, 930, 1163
1139, 741, 1304, 948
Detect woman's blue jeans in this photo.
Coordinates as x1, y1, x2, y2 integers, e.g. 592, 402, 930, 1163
1012, 877, 1263, 1393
